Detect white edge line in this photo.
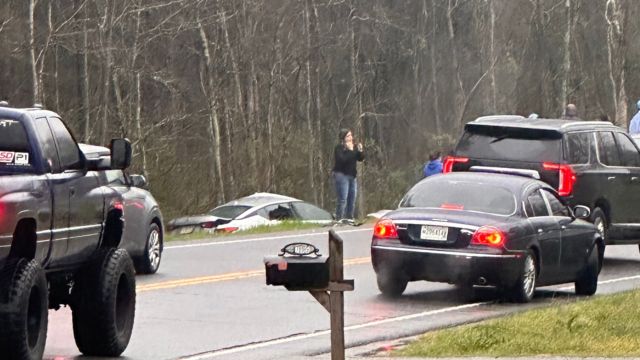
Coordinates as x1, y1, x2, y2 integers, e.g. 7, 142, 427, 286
179, 302, 485, 359
181, 274, 640, 359
165, 228, 372, 249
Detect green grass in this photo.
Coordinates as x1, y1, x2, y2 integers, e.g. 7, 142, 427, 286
165, 220, 332, 242
397, 289, 640, 357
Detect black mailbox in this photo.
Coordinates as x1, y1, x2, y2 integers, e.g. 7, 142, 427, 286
264, 242, 329, 290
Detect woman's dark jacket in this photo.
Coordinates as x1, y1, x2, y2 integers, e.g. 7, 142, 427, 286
332, 144, 364, 177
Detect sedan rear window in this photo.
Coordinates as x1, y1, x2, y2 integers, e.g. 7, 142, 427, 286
456, 126, 561, 163
399, 179, 517, 216
208, 205, 251, 219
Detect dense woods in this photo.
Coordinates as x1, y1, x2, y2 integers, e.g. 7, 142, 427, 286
1, 0, 639, 218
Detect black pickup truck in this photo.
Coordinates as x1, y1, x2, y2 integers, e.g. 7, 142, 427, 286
0, 105, 136, 359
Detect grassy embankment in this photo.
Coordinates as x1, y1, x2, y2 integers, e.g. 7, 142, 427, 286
165, 220, 335, 242
397, 289, 640, 357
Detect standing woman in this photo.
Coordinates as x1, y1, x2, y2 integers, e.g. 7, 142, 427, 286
333, 128, 364, 220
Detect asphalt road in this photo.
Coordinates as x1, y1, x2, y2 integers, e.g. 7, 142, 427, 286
43, 226, 640, 360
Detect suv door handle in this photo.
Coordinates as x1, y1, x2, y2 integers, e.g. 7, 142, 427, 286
632, 177, 639, 181
607, 176, 616, 181
537, 228, 544, 233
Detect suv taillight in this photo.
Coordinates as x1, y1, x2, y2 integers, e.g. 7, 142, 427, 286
442, 156, 469, 173
542, 162, 576, 196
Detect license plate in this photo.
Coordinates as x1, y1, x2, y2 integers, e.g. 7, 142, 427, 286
179, 226, 194, 234
420, 225, 448, 241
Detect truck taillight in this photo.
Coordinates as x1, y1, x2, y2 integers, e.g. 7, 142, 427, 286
443, 156, 469, 173
543, 162, 576, 196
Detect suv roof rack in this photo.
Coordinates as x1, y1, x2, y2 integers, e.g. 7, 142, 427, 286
472, 115, 525, 123
560, 121, 614, 128
469, 166, 540, 180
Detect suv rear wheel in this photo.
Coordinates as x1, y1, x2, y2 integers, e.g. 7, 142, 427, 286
590, 208, 607, 243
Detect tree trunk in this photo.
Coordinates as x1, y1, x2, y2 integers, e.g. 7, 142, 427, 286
199, 20, 225, 203
350, 6, 365, 217
305, 0, 317, 204
560, 0, 573, 110
429, 0, 441, 134
605, 0, 628, 127
29, 0, 39, 104
489, 0, 497, 112
99, 0, 114, 145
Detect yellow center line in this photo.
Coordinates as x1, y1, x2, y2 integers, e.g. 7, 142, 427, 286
137, 256, 371, 292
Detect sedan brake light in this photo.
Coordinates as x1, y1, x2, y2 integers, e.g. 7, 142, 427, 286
542, 162, 576, 196
471, 226, 506, 247
201, 221, 217, 229
442, 156, 469, 173
373, 218, 398, 239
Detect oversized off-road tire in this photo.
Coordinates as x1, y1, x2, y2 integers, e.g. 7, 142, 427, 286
575, 245, 599, 296
135, 223, 162, 274
508, 251, 537, 303
0, 259, 48, 360
376, 268, 408, 298
72, 248, 136, 356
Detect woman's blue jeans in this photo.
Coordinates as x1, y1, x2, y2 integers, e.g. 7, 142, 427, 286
333, 171, 357, 220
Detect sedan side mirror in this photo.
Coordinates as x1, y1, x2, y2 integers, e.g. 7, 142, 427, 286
110, 138, 132, 170
573, 205, 591, 220
130, 174, 148, 189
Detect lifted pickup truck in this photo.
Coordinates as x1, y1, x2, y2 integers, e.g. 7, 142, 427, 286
0, 105, 136, 359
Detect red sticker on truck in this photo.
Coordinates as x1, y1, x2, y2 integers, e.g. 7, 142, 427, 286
0, 151, 14, 163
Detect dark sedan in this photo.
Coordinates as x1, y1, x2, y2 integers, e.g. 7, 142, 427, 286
371, 172, 603, 302
80, 144, 164, 274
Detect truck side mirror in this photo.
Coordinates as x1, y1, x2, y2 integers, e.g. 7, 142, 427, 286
110, 138, 132, 170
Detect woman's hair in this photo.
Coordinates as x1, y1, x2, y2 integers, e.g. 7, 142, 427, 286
338, 128, 351, 143
429, 151, 441, 161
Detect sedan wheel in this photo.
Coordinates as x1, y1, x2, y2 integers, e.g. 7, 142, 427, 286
136, 223, 162, 274
376, 268, 408, 298
509, 251, 536, 303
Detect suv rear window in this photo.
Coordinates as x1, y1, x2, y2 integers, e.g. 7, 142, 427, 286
399, 178, 517, 216
456, 126, 561, 162
565, 132, 592, 164
0, 119, 33, 172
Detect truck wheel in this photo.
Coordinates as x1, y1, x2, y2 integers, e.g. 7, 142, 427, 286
136, 223, 162, 274
0, 259, 48, 360
575, 245, 599, 296
72, 248, 136, 356
508, 251, 537, 303
376, 268, 408, 298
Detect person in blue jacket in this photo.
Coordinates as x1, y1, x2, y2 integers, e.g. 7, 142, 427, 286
423, 152, 443, 178
629, 100, 640, 135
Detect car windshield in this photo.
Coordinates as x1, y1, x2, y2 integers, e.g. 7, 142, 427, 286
456, 127, 561, 162
399, 179, 517, 216
208, 205, 251, 219
0, 119, 34, 173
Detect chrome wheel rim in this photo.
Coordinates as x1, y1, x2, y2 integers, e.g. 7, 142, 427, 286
523, 255, 536, 298
148, 229, 161, 270
594, 217, 605, 237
